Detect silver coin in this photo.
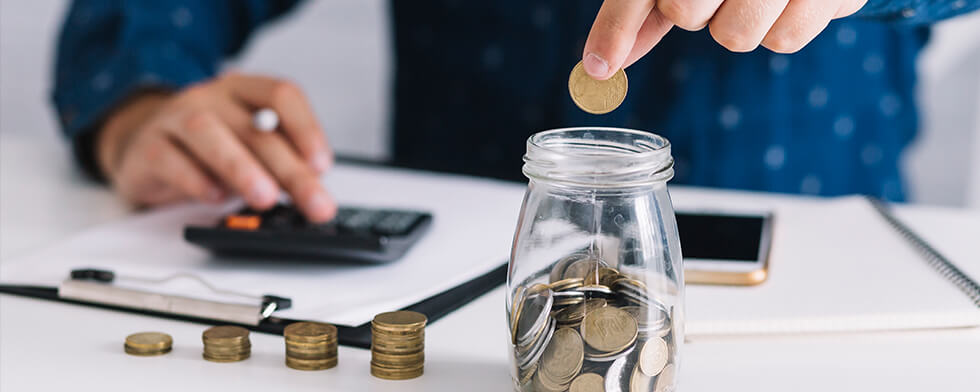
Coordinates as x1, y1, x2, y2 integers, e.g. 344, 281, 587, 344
516, 290, 553, 346
604, 352, 638, 392
575, 284, 615, 297
519, 317, 556, 371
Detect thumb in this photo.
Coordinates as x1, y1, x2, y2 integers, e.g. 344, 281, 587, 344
582, 0, 657, 80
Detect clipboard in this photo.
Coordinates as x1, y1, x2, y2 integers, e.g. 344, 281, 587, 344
0, 263, 506, 349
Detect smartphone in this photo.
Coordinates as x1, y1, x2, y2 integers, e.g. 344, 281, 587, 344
676, 211, 773, 286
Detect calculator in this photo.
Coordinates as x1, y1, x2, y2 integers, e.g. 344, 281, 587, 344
184, 204, 433, 264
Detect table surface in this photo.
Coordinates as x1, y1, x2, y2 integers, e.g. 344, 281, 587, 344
2, 132, 979, 391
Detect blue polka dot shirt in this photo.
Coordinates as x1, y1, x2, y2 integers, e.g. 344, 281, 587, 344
52, 0, 979, 201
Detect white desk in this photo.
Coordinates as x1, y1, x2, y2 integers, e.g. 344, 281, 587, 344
2, 133, 979, 391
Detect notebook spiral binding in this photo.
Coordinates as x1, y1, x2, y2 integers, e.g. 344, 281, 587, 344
868, 196, 980, 308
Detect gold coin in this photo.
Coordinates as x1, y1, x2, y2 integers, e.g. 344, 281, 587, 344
372, 351, 425, 365
203, 325, 249, 341
654, 363, 676, 392
370, 365, 424, 380
124, 332, 173, 356
510, 285, 527, 344
539, 328, 584, 385
549, 278, 584, 292
589, 267, 621, 288
638, 337, 669, 377
630, 362, 654, 392
568, 60, 628, 115
373, 311, 427, 330
287, 356, 337, 371
533, 370, 567, 392
562, 257, 604, 281
284, 322, 336, 341
582, 306, 638, 353
569, 372, 605, 392
203, 352, 251, 362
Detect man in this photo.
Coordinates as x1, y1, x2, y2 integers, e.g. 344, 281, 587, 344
53, 1, 978, 222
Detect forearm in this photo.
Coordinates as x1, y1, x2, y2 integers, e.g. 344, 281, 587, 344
855, 0, 979, 25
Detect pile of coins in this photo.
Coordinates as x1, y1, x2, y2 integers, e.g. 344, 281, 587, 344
202, 325, 252, 362
284, 322, 339, 370
568, 60, 628, 115
509, 253, 678, 392
124, 332, 173, 356
370, 310, 427, 380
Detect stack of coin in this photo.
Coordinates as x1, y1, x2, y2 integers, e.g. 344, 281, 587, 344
124, 332, 173, 356
370, 311, 426, 380
202, 325, 251, 362
508, 252, 679, 392
284, 322, 338, 370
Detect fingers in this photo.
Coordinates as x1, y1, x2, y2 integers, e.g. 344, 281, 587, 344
246, 132, 337, 223
622, 9, 674, 68
583, 0, 657, 80
762, 0, 840, 53
657, 0, 724, 31
835, 0, 867, 18
220, 73, 333, 173
709, 0, 790, 53
172, 110, 280, 209
150, 139, 225, 203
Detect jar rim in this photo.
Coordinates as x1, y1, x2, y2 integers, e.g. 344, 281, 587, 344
528, 127, 671, 157
523, 127, 674, 187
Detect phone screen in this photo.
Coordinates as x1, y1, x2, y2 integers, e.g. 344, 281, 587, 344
676, 213, 765, 262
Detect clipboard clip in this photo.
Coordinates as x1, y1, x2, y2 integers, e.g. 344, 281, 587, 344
61, 268, 292, 325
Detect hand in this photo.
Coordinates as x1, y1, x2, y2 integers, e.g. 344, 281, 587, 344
581, 0, 868, 79
97, 72, 337, 222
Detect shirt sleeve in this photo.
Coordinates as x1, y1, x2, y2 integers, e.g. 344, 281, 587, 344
51, 0, 303, 179
855, 0, 979, 25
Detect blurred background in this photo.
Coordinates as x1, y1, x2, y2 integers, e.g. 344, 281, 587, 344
2, 1, 979, 206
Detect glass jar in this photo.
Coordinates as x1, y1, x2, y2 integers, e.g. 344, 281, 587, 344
506, 128, 684, 392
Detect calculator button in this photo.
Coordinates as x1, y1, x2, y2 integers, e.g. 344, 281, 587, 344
225, 215, 261, 230
262, 205, 301, 229
336, 209, 384, 233
372, 211, 424, 236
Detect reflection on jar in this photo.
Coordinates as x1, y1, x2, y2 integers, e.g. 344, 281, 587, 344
507, 128, 684, 392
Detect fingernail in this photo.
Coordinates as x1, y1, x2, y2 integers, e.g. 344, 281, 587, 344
584, 52, 610, 79
307, 190, 335, 221
250, 178, 278, 205
312, 151, 332, 172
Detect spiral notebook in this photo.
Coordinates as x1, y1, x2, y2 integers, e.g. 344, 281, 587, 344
681, 195, 980, 338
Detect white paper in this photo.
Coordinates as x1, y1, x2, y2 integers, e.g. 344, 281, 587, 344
0, 164, 527, 326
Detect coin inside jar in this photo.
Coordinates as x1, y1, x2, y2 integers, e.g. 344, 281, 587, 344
654, 363, 676, 392
515, 289, 553, 346
538, 327, 584, 389
638, 337, 669, 377
569, 372, 604, 392
582, 306, 638, 353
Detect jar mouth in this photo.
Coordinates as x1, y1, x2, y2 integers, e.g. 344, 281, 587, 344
523, 127, 674, 187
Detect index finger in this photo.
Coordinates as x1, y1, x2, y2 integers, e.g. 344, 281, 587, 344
219, 72, 333, 173
583, 0, 657, 80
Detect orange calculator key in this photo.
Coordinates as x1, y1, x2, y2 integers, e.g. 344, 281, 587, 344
225, 215, 261, 231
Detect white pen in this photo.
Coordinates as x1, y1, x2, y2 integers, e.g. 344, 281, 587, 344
252, 108, 279, 132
